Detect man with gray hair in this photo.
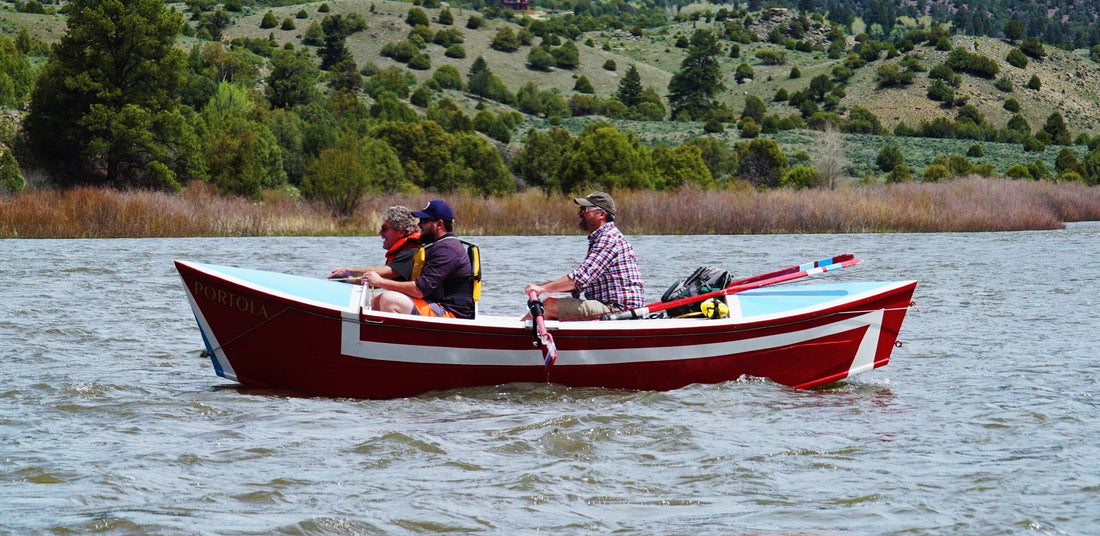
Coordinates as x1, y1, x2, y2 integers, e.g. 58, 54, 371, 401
329, 205, 423, 283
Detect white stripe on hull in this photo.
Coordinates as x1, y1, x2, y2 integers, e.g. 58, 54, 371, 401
340, 309, 885, 367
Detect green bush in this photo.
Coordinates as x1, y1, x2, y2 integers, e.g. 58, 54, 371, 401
781, 164, 817, 189
444, 44, 466, 59
923, 164, 949, 182
876, 144, 904, 172
0, 149, 25, 194
1004, 164, 1031, 179
886, 163, 912, 183
408, 53, 431, 70
1006, 48, 1028, 68
260, 11, 278, 29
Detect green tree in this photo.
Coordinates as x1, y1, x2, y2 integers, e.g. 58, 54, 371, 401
1055, 147, 1082, 175
1042, 112, 1070, 145
302, 135, 406, 216
0, 37, 34, 108
199, 82, 286, 198
370, 120, 511, 194
1006, 47, 1028, 68
876, 144, 905, 172
741, 94, 766, 124
683, 136, 736, 181
319, 14, 353, 70
24, 0, 201, 190
734, 62, 754, 82
781, 164, 818, 189
510, 127, 572, 192
1003, 19, 1025, 43
405, 7, 429, 27
557, 123, 654, 192
490, 27, 521, 52
736, 138, 788, 188
0, 148, 24, 194
265, 48, 320, 109
438, 7, 454, 25
260, 11, 278, 29
667, 29, 724, 121
432, 64, 463, 90
1020, 37, 1046, 59
651, 144, 714, 190
573, 75, 594, 94
1081, 147, 1100, 185
617, 64, 643, 107
551, 41, 579, 69
527, 47, 556, 71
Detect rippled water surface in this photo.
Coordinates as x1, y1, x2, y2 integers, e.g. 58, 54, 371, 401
2, 224, 1099, 535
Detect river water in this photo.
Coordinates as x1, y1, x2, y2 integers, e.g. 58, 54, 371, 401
2, 223, 1098, 535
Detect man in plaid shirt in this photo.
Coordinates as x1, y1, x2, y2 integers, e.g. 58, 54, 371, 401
525, 191, 645, 320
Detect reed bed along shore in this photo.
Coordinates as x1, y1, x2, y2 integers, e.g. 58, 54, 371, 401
2, 178, 1099, 239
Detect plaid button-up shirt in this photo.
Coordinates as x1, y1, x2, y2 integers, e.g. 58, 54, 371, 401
568, 222, 645, 308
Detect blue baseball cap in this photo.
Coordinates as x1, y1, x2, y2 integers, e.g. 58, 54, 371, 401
412, 200, 455, 221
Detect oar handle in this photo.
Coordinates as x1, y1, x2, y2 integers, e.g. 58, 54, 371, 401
527, 291, 558, 367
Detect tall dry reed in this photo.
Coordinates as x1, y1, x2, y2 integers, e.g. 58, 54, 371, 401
2, 178, 1099, 238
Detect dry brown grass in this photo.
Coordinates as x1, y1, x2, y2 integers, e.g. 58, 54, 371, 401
3, 178, 1099, 238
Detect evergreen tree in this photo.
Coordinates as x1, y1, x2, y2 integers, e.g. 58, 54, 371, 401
616, 64, 643, 107
667, 29, 724, 121
200, 82, 286, 198
1042, 112, 1070, 145
876, 144, 905, 172
0, 148, 24, 194
319, 14, 352, 70
573, 75, 594, 94
24, 0, 200, 189
265, 48, 321, 109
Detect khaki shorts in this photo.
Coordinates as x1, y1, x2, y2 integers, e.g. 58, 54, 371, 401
557, 297, 612, 321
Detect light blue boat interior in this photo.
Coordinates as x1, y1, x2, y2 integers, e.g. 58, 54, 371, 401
733, 282, 893, 316
198, 263, 355, 307
196, 262, 897, 318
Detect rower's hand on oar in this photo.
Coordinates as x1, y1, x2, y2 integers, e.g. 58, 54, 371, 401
362, 271, 384, 289
328, 268, 351, 280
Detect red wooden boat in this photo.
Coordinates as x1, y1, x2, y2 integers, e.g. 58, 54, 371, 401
175, 260, 916, 399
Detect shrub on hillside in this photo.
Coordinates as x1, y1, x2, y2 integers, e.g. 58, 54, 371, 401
260, 11, 278, 29
1004, 164, 1031, 179
1006, 48, 1028, 68
923, 164, 948, 182
1020, 37, 1046, 59
781, 165, 817, 189
876, 144, 904, 172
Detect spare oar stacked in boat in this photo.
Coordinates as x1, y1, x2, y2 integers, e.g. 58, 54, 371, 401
596, 254, 862, 320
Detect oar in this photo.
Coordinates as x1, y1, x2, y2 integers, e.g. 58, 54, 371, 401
527, 291, 558, 367
600, 256, 863, 321
724, 253, 854, 289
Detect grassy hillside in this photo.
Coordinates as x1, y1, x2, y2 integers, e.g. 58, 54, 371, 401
3, 0, 1099, 177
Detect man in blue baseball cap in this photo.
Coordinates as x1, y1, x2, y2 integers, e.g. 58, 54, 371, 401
363, 200, 475, 319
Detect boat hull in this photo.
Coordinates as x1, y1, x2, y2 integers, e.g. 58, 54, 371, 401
176, 261, 916, 398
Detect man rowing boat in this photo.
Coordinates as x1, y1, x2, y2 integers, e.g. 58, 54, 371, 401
524, 191, 645, 320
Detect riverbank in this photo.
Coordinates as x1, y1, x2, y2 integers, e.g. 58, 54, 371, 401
3, 178, 1100, 238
